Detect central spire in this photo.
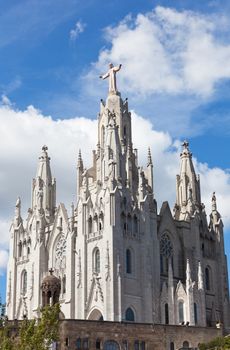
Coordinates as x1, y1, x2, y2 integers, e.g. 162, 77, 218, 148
174, 140, 201, 221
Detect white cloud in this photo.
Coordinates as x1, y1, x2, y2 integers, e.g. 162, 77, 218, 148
70, 20, 86, 41
0, 103, 230, 274
85, 6, 230, 98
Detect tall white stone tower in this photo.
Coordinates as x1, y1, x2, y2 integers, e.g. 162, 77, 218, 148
74, 68, 159, 322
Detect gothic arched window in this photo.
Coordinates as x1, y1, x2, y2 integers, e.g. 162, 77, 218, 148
104, 340, 119, 350
125, 307, 135, 321
126, 249, 132, 274
99, 212, 104, 231
165, 303, 169, 324
170, 342, 175, 350
88, 216, 93, 234
94, 214, 98, 232
133, 215, 138, 233
141, 342, 145, 350
183, 341, 189, 349
101, 125, 105, 148
76, 338, 81, 349
54, 233, 67, 273
21, 270, 27, 296
62, 274, 66, 294
205, 266, 211, 290
18, 241, 22, 258
178, 301, 184, 324
134, 340, 140, 350
194, 302, 198, 324
94, 249, 100, 274
160, 233, 173, 275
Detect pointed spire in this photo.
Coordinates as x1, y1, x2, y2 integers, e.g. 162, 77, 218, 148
146, 147, 153, 193
174, 140, 201, 221
32, 146, 56, 223
198, 261, 204, 290
77, 149, 84, 200
36, 145, 52, 180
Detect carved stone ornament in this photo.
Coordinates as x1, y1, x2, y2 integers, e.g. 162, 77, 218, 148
55, 233, 67, 271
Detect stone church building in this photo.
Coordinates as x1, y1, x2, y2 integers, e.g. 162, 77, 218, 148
6, 65, 230, 349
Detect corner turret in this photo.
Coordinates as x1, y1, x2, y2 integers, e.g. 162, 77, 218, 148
31, 146, 56, 223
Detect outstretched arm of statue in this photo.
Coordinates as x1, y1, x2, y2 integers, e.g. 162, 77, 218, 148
113, 64, 122, 72
99, 72, 110, 79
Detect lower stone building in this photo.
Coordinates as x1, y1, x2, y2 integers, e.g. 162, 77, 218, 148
57, 320, 222, 350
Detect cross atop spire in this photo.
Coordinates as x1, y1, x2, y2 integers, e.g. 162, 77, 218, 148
49, 268, 54, 275
182, 140, 189, 150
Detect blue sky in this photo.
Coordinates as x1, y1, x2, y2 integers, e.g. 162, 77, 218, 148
1, 0, 230, 301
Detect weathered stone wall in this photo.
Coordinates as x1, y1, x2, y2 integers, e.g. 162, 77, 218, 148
58, 319, 222, 350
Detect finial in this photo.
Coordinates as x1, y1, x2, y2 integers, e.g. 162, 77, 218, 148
147, 147, 152, 165
212, 191, 217, 211
212, 191, 216, 202
49, 268, 54, 275
16, 197, 21, 208
42, 145, 48, 152
78, 149, 82, 160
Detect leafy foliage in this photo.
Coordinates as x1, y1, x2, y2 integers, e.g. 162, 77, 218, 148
0, 304, 60, 350
199, 335, 230, 350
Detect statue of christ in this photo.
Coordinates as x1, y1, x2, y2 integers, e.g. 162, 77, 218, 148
99, 63, 122, 94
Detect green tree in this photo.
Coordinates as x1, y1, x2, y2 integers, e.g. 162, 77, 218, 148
0, 304, 60, 350
199, 335, 230, 350
0, 319, 14, 350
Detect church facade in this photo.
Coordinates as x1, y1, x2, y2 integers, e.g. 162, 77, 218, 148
6, 66, 230, 337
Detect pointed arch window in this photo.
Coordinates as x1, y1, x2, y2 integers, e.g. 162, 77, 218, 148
96, 339, 101, 349
76, 338, 81, 349
178, 301, 184, 324
205, 266, 211, 290
18, 241, 22, 258
21, 270, 27, 296
94, 249, 100, 274
62, 274, 66, 294
160, 233, 173, 275
126, 249, 132, 274
165, 303, 169, 324
125, 307, 135, 322
88, 216, 93, 234
104, 340, 119, 350
101, 125, 105, 148
141, 342, 145, 350
183, 341, 189, 349
94, 214, 98, 232
194, 302, 198, 324
133, 215, 138, 234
